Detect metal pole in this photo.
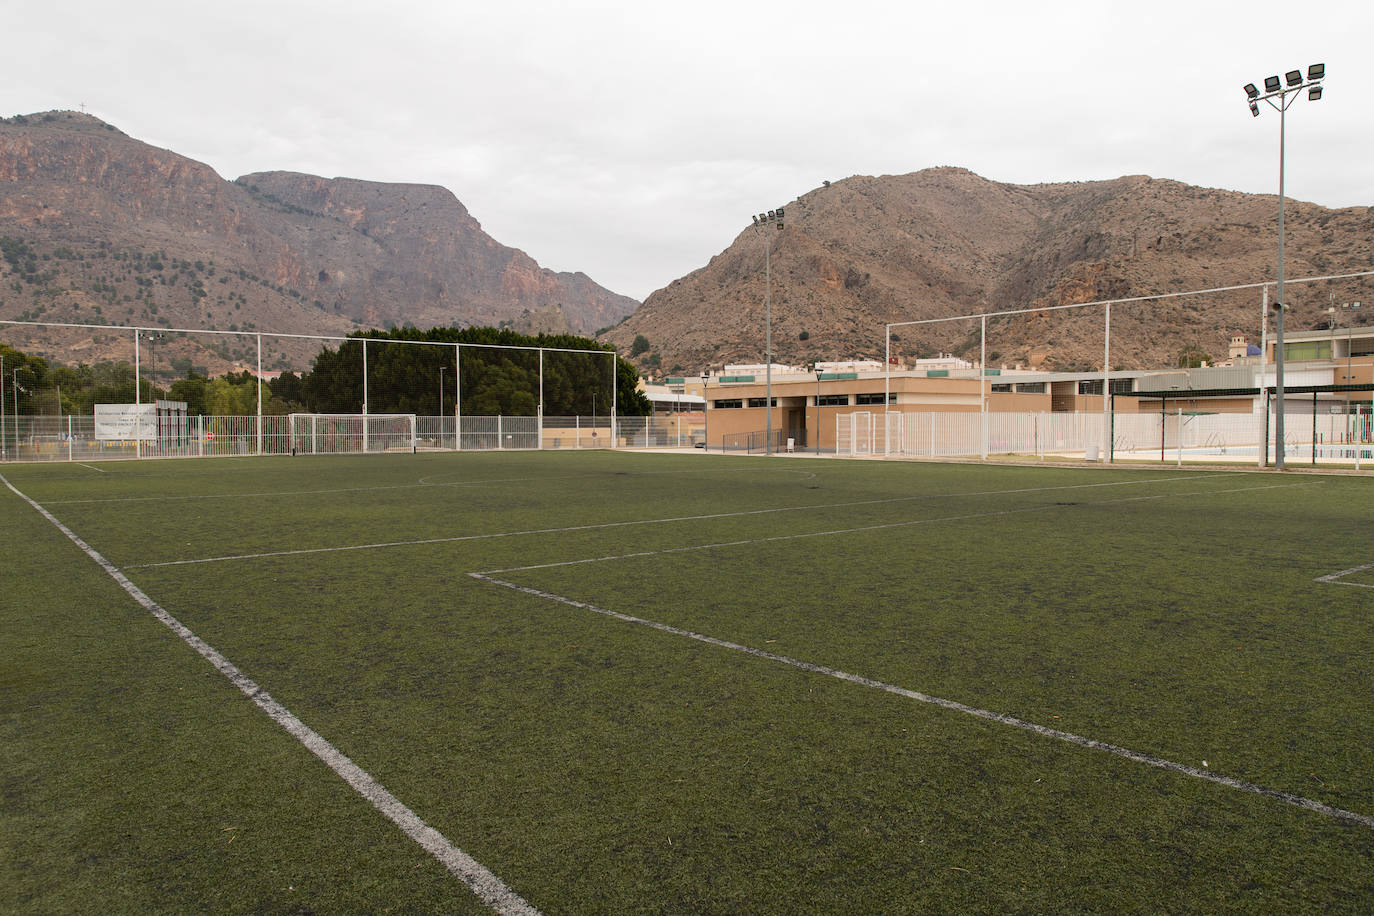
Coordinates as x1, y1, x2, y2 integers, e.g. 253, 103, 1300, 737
980, 314, 987, 460
256, 333, 263, 456
1274, 97, 1288, 469
455, 344, 462, 451
1, 353, 6, 460
816, 370, 821, 455
11, 369, 19, 455
362, 338, 368, 454
135, 329, 142, 459
1103, 302, 1111, 462
702, 373, 710, 452
765, 231, 772, 456
610, 350, 618, 449
1259, 285, 1269, 467
884, 326, 891, 456
538, 349, 544, 450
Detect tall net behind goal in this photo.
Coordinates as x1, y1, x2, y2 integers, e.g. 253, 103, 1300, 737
288, 413, 416, 455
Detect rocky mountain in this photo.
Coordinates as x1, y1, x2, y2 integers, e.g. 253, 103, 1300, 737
604, 168, 1374, 374
0, 110, 637, 373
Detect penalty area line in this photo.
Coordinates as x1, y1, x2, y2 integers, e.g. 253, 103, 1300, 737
0, 473, 539, 916
1315, 562, 1374, 589
470, 572, 1374, 832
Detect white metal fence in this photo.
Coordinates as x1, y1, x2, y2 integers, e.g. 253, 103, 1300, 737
0, 413, 703, 462
3, 409, 1369, 465
836, 408, 1373, 466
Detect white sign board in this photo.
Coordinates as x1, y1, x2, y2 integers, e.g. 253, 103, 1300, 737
95, 404, 158, 441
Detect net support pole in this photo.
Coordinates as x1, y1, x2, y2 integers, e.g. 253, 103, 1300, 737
256, 333, 263, 456
611, 350, 618, 449
455, 344, 462, 451
884, 325, 891, 456
1103, 302, 1111, 463
538, 348, 544, 450
362, 339, 369, 454
134, 328, 142, 460
1259, 286, 1270, 468
980, 315, 988, 461
1312, 391, 1318, 465
1177, 407, 1183, 467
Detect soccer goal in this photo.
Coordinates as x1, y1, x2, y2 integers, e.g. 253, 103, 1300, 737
288, 413, 417, 455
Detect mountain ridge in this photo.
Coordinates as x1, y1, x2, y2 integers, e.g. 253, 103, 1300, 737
603, 167, 1374, 374
0, 110, 638, 371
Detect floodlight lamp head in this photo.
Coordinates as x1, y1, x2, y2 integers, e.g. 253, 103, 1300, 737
752, 214, 759, 225
1244, 83, 1259, 100
1249, 102, 1260, 117
775, 206, 784, 219
1286, 69, 1303, 87
767, 210, 776, 220
1264, 75, 1282, 93
1308, 63, 1325, 81
1309, 85, 1323, 101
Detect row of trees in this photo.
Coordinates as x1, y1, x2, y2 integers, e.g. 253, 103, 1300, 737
0, 327, 650, 418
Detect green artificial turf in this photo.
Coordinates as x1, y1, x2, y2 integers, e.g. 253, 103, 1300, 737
3, 451, 1372, 913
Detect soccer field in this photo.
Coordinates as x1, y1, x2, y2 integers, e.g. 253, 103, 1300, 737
3, 451, 1372, 913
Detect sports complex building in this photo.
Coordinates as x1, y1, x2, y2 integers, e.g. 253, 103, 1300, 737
648, 324, 1374, 461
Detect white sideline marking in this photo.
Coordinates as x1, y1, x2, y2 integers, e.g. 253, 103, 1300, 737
1315, 563, 1374, 589
123, 473, 1232, 569
481, 481, 1317, 575
471, 571, 1374, 831
0, 474, 539, 916
76, 463, 106, 473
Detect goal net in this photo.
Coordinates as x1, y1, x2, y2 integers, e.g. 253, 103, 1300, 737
288, 413, 417, 455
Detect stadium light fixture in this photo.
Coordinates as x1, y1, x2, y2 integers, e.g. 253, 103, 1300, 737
750, 207, 786, 454
1244, 83, 1260, 100
1242, 61, 1325, 469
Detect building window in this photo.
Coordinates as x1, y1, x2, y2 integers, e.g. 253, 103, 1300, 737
747, 397, 777, 408
1015, 382, 1046, 393
991, 383, 1013, 393
1284, 341, 1331, 361
714, 399, 743, 409
855, 392, 895, 405
817, 394, 849, 406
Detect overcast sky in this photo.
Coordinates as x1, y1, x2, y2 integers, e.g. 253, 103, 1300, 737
7, 1, 1372, 302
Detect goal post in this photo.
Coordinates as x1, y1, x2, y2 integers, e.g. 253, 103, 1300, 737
288, 413, 417, 455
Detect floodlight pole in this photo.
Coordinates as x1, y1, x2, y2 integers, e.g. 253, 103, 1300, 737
750, 208, 785, 455
1245, 63, 1324, 470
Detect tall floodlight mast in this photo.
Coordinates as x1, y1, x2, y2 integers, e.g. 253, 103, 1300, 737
1243, 62, 1324, 469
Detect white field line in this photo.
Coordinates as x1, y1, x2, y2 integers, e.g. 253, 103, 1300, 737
1315, 563, 1374, 589
470, 571, 1374, 831
76, 463, 106, 473
45, 464, 812, 506
479, 481, 1316, 575
123, 473, 1232, 570
0, 473, 539, 916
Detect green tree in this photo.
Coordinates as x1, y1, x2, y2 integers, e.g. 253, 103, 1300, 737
1176, 344, 1213, 369
630, 334, 650, 357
